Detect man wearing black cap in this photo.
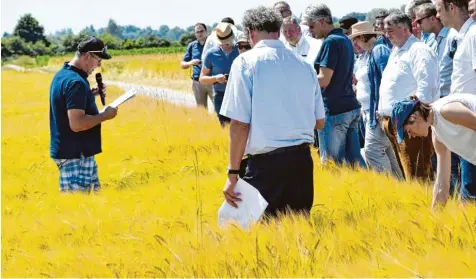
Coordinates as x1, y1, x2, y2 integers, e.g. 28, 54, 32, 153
49, 36, 118, 193
339, 16, 359, 35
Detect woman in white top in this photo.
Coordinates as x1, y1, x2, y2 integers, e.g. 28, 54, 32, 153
392, 94, 476, 209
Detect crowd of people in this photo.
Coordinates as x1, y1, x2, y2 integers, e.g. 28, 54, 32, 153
48, 0, 475, 219
180, 0, 476, 215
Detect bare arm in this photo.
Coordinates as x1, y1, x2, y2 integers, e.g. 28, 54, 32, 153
440, 102, 476, 131
432, 133, 451, 209
199, 67, 221, 85
315, 119, 325, 130
68, 107, 116, 132
318, 67, 334, 89
223, 119, 250, 208
181, 60, 192, 69
229, 120, 250, 170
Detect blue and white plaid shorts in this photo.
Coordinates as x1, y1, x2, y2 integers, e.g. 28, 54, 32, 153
53, 156, 100, 192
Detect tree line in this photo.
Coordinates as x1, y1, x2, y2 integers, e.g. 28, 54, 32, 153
1, 6, 404, 61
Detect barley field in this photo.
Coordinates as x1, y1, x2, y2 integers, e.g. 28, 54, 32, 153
47, 53, 192, 93
2, 70, 476, 277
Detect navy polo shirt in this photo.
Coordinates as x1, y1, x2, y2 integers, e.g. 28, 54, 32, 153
49, 62, 101, 159
315, 28, 361, 116
183, 40, 205, 80
203, 46, 239, 92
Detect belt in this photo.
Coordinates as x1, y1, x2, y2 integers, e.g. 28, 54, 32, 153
214, 90, 225, 94
249, 143, 310, 158
192, 77, 200, 81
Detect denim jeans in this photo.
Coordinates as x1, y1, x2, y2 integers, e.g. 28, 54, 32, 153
461, 158, 476, 200
213, 91, 230, 126
363, 111, 403, 180
318, 108, 366, 167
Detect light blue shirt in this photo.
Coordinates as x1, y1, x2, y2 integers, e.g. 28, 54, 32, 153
220, 39, 325, 155
422, 32, 437, 52
436, 27, 458, 97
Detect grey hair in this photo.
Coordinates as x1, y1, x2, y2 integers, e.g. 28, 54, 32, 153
302, 4, 333, 24
405, 0, 432, 17
273, 1, 289, 8
415, 3, 437, 19
242, 6, 283, 33
385, 12, 412, 31
282, 15, 300, 25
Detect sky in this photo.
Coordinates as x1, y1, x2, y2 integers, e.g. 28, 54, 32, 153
1, 0, 407, 35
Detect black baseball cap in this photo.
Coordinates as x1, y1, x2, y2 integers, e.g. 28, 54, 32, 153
339, 16, 359, 30
77, 36, 112, 60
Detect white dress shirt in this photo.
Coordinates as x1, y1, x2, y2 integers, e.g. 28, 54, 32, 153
378, 35, 439, 116
451, 18, 476, 95
283, 35, 323, 66
220, 40, 325, 155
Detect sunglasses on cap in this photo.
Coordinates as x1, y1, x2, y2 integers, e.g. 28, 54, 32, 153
88, 45, 108, 55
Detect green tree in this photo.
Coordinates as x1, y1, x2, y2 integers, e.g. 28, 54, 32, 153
13, 14, 47, 44
158, 25, 170, 37
60, 31, 89, 52
179, 33, 195, 46
1, 36, 35, 58
166, 26, 185, 41
105, 19, 123, 38
98, 32, 122, 49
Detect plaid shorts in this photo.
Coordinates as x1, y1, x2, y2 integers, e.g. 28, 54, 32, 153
53, 156, 100, 192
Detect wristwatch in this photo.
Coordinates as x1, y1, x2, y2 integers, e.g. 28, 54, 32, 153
226, 167, 240, 175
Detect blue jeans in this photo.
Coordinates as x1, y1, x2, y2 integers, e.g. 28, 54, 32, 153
318, 108, 366, 167
213, 91, 230, 126
461, 158, 476, 200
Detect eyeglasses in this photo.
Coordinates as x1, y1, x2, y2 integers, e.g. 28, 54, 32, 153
89, 52, 102, 62
237, 43, 251, 50
415, 15, 432, 25
449, 38, 458, 59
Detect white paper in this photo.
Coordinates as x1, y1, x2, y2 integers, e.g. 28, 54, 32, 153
218, 179, 268, 230
99, 90, 136, 113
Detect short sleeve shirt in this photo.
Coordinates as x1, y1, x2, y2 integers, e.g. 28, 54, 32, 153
315, 28, 361, 115
49, 62, 101, 159
203, 46, 239, 92
182, 40, 205, 80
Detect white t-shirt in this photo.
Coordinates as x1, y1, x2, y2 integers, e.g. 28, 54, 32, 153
432, 93, 476, 165
354, 53, 371, 111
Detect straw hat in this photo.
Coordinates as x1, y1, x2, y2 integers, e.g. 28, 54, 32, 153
212, 22, 237, 45
348, 21, 383, 39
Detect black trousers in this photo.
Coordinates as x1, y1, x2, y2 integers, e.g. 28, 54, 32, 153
242, 144, 314, 217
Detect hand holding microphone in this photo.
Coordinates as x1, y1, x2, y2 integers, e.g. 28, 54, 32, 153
95, 73, 106, 106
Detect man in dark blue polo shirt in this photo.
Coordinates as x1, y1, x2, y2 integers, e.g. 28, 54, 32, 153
303, 4, 365, 167
199, 22, 239, 127
50, 36, 118, 193
181, 23, 213, 109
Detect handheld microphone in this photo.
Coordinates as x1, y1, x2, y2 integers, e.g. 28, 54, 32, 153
95, 73, 106, 106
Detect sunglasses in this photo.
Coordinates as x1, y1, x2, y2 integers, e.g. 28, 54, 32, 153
237, 43, 251, 50
415, 15, 431, 25
88, 45, 108, 55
